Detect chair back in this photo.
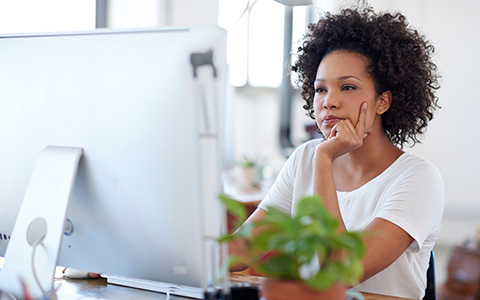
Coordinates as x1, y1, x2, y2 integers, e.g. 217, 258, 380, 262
424, 251, 436, 300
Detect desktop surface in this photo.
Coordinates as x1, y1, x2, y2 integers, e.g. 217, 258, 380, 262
53, 275, 418, 300
56, 277, 184, 300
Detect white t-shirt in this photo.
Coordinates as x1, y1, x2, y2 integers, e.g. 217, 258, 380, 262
258, 139, 444, 299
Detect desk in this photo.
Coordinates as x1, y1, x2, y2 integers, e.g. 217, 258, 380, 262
229, 274, 416, 300
54, 276, 417, 300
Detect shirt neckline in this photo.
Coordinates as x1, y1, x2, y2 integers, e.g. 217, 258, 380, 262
336, 152, 410, 197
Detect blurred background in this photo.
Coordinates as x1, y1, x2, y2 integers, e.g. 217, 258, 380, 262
1, 0, 480, 288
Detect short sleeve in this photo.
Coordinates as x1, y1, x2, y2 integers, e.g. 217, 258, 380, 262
257, 153, 296, 216
257, 140, 318, 216
376, 160, 444, 252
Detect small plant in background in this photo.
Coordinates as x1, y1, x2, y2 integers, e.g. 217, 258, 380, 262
235, 155, 264, 191
219, 194, 367, 291
237, 155, 257, 169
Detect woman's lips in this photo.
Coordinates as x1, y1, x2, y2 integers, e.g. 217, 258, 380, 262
322, 115, 344, 125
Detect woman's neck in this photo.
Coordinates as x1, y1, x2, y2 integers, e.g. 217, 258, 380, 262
332, 132, 403, 192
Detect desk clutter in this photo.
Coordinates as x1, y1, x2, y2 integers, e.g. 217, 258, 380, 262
438, 232, 480, 300
437, 245, 480, 300
204, 285, 259, 300
53, 273, 418, 300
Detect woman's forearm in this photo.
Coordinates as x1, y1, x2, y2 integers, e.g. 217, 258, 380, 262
313, 151, 347, 232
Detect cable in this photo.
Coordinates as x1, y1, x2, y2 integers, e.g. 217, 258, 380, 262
0, 289, 18, 300
224, 0, 260, 33
165, 288, 175, 300
31, 235, 48, 299
209, 0, 261, 53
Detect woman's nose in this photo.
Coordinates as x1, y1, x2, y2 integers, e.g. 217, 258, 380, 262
323, 91, 339, 109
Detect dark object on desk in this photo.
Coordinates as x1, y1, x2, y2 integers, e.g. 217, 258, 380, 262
230, 286, 260, 300
204, 285, 259, 300
438, 245, 480, 300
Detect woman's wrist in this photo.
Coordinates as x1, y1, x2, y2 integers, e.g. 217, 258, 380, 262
314, 146, 334, 168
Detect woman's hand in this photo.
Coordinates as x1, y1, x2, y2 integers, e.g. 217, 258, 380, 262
316, 103, 368, 161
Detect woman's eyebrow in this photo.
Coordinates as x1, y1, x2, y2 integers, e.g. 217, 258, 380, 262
339, 75, 361, 81
315, 75, 361, 82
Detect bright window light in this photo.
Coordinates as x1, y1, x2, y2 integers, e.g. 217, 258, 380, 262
248, 1, 285, 87
219, 0, 285, 88
218, 0, 249, 87
0, 0, 96, 34
219, 0, 311, 88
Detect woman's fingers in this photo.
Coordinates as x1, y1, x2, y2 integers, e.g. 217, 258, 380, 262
319, 102, 369, 160
330, 119, 358, 144
355, 102, 368, 139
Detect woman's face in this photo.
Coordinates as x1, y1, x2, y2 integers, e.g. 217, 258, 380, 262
313, 50, 386, 138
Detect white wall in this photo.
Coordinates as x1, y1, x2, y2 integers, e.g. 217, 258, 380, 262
409, 0, 480, 246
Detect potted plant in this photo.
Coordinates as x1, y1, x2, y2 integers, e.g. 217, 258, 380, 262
236, 155, 260, 191
219, 194, 366, 300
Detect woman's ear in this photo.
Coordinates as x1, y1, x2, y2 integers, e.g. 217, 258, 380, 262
377, 91, 392, 115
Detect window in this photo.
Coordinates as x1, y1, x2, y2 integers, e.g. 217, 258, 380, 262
218, 0, 311, 88
0, 0, 95, 34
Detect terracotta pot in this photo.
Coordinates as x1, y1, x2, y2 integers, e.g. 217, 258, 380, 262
261, 278, 348, 300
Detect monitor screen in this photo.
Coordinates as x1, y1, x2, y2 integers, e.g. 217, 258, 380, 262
0, 26, 227, 298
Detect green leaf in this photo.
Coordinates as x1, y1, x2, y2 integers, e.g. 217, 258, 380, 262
217, 233, 236, 244
307, 269, 333, 290
217, 194, 368, 291
261, 206, 291, 226
342, 256, 363, 284
249, 227, 284, 252
339, 232, 366, 259
219, 193, 246, 222
236, 222, 254, 238
296, 195, 323, 216
218, 255, 239, 278
218, 255, 255, 280
330, 261, 352, 283
255, 254, 299, 280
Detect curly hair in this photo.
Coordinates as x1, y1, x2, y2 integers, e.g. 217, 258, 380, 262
291, 6, 440, 147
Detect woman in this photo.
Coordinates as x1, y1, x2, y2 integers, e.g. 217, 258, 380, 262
230, 6, 444, 299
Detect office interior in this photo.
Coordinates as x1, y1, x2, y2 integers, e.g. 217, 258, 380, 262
1, 0, 479, 291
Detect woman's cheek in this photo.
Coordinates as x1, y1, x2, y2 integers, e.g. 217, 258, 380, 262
313, 95, 321, 111
313, 97, 322, 119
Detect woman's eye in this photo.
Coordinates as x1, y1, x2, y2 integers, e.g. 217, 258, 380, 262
315, 87, 326, 93
342, 85, 356, 91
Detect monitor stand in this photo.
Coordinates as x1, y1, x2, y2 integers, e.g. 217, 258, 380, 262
0, 146, 83, 299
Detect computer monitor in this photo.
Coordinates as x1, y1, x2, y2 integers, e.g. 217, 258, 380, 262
0, 25, 228, 298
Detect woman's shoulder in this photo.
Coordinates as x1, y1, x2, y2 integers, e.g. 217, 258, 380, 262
399, 152, 438, 169
281, 138, 324, 170
393, 152, 443, 183
291, 138, 324, 156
